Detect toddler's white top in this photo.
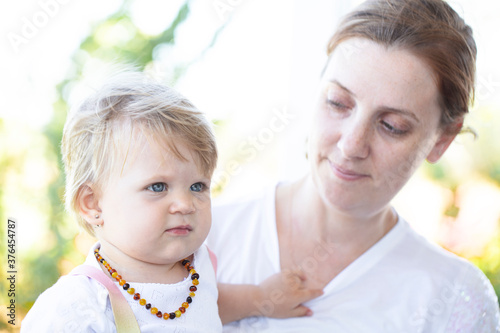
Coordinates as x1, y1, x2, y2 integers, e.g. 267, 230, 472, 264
21, 243, 222, 333
206, 183, 500, 332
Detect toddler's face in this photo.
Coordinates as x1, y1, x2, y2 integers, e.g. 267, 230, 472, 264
95, 135, 212, 266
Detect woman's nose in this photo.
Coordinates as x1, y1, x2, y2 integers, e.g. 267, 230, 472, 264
336, 116, 370, 160
168, 191, 196, 215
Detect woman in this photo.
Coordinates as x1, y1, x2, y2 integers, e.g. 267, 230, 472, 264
206, 0, 500, 331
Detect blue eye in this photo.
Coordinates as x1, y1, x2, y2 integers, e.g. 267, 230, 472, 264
147, 183, 167, 192
190, 183, 204, 192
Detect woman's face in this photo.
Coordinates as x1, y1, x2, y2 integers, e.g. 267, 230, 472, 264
308, 38, 456, 215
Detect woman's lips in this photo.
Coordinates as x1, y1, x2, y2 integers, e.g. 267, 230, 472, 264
329, 161, 369, 181
165, 225, 192, 235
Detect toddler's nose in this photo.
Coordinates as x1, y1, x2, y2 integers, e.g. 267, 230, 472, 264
168, 192, 195, 215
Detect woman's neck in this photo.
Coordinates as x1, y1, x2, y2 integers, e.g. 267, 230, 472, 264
281, 175, 397, 253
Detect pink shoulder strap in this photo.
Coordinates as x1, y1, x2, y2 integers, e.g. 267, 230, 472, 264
206, 246, 218, 277
70, 265, 140, 333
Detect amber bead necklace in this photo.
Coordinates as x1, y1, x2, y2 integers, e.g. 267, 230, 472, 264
94, 248, 199, 320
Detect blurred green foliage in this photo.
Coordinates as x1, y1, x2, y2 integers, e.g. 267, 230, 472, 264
473, 234, 500, 300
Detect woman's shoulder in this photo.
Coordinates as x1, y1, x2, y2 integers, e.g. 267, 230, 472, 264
443, 261, 500, 332
21, 267, 112, 332
206, 183, 281, 280
397, 221, 500, 330
398, 219, 476, 274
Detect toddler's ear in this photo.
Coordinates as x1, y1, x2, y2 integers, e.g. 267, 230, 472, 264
77, 184, 102, 226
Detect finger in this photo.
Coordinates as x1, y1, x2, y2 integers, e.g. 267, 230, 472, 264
291, 268, 307, 281
282, 267, 305, 280
310, 288, 324, 299
296, 288, 324, 303
289, 305, 314, 318
282, 270, 304, 288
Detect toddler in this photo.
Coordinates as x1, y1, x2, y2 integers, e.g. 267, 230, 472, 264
21, 72, 222, 332
22, 71, 322, 332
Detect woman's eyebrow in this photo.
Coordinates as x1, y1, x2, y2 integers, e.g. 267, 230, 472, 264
329, 79, 356, 97
378, 106, 420, 123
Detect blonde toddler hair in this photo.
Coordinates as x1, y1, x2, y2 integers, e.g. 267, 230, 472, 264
61, 71, 218, 236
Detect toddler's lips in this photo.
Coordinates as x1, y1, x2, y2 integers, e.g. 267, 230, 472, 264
166, 225, 192, 235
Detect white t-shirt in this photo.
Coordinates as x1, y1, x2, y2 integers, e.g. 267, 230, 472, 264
21, 243, 222, 333
206, 184, 500, 333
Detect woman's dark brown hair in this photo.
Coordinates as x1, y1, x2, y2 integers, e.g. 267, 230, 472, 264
327, 0, 477, 132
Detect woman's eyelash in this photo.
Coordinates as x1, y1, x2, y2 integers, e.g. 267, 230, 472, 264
327, 99, 349, 110
381, 120, 407, 135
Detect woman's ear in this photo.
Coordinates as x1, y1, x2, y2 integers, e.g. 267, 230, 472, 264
77, 184, 102, 226
426, 122, 462, 164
